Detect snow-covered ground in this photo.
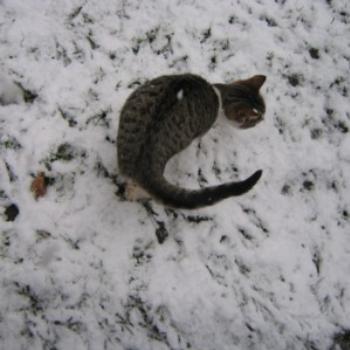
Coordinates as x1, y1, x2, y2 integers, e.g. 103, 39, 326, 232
1, 0, 350, 349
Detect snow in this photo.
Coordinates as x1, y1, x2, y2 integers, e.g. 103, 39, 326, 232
177, 89, 184, 100
1, 0, 350, 349
0, 73, 24, 105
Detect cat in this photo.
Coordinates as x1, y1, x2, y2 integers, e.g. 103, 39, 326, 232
117, 73, 266, 209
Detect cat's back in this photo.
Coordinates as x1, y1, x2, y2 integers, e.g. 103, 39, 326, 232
118, 74, 211, 129
117, 74, 217, 176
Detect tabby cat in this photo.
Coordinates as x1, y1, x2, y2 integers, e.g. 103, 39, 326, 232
117, 73, 266, 209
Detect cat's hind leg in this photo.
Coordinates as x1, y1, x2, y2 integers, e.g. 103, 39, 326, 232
125, 179, 151, 201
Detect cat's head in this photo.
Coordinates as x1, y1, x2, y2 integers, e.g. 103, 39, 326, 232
218, 75, 266, 129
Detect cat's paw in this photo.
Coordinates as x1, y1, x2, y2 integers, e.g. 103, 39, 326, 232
125, 180, 151, 201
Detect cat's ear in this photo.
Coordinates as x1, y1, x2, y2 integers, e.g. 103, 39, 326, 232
245, 75, 266, 91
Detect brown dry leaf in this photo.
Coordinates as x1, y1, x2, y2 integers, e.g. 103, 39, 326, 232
30, 172, 47, 200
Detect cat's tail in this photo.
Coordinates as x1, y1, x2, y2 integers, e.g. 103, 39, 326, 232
143, 169, 262, 209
